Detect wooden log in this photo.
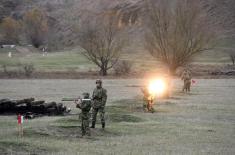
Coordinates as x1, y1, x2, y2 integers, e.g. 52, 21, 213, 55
0, 99, 16, 113
0, 98, 68, 116
56, 103, 66, 114
31, 100, 45, 106
31, 105, 46, 114
46, 107, 57, 115
14, 98, 35, 105
43, 102, 57, 109
26, 100, 45, 107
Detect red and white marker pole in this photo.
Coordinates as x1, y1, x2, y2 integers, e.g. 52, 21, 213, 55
192, 79, 196, 86
17, 114, 24, 137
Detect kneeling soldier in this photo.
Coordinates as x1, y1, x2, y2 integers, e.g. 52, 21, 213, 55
141, 87, 155, 113
75, 93, 92, 136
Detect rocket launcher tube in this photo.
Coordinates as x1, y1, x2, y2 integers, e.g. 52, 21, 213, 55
62, 98, 91, 101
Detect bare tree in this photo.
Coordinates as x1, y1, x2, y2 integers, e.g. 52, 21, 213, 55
23, 8, 48, 48
144, 0, 215, 74
78, 16, 127, 76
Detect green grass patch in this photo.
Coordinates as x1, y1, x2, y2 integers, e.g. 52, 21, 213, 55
0, 139, 56, 155
0, 44, 232, 73
107, 113, 143, 123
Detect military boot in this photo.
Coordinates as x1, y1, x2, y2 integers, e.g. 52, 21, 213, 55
102, 122, 105, 129
90, 121, 96, 128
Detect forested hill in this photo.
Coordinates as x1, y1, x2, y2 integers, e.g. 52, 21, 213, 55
0, 0, 234, 47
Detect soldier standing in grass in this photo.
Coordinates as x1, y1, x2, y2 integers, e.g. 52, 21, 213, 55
75, 93, 92, 136
181, 69, 192, 92
91, 79, 107, 129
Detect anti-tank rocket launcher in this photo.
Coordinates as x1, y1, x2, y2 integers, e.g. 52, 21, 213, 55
61, 97, 91, 102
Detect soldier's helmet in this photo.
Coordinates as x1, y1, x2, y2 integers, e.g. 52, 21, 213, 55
82, 92, 90, 98
96, 79, 102, 84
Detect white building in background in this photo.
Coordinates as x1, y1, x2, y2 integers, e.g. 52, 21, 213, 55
2, 45, 16, 48
1, 45, 16, 58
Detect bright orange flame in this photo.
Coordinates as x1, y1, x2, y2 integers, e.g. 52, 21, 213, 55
148, 79, 166, 96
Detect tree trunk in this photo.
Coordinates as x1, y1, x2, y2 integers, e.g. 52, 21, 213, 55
99, 66, 108, 76
168, 66, 177, 76
99, 62, 109, 76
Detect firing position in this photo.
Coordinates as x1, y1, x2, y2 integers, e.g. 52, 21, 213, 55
75, 93, 92, 136
141, 87, 155, 113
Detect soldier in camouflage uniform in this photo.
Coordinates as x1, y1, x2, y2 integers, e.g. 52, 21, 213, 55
181, 69, 192, 92
141, 87, 155, 113
75, 93, 92, 136
141, 87, 149, 112
91, 79, 107, 129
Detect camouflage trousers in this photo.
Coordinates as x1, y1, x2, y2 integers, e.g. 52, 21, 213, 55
143, 100, 154, 113
143, 99, 147, 111
183, 79, 191, 92
91, 107, 105, 125
80, 113, 90, 136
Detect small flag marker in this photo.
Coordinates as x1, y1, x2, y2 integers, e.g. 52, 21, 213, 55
17, 114, 24, 137
192, 80, 196, 85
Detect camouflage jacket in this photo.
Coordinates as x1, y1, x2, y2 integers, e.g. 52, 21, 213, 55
141, 88, 151, 102
181, 72, 192, 81
92, 87, 107, 108
76, 100, 92, 118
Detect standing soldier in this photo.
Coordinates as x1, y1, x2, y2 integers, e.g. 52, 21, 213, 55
75, 93, 92, 136
91, 79, 107, 129
186, 69, 192, 92
181, 69, 192, 92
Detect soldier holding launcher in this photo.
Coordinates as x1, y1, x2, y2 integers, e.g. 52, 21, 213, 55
75, 93, 92, 136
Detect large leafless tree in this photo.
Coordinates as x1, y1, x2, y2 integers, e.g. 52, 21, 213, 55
144, 0, 215, 74
78, 15, 127, 76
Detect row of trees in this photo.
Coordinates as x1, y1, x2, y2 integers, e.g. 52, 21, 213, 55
0, 0, 223, 75
0, 9, 48, 48
78, 0, 216, 75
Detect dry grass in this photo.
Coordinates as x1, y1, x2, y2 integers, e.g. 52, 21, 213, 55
0, 79, 234, 154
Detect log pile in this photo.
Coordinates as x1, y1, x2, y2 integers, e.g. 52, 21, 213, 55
0, 98, 69, 118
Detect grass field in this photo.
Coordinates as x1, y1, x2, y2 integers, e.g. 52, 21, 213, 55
0, 79, 234, 155
0, 45, 232, 74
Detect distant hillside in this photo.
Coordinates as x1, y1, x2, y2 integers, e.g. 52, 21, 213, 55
0, 0, 234, 48
202, 0, 235, 40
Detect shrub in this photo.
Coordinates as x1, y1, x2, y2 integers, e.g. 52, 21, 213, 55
0, 16, 21, 44
23, 8, 48, 48
22, 63, 35, 77
113, 60, 132, 75
2, 65, 13, 77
